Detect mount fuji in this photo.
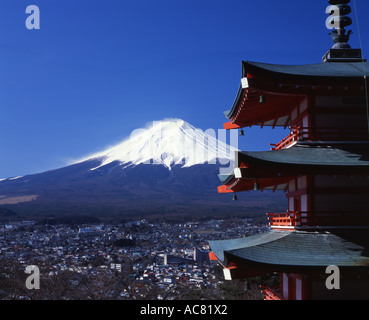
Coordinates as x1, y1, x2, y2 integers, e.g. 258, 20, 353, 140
75, 119, 235, 171
0, 119, 285, 220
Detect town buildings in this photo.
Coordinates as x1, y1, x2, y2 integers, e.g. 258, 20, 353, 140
0, 217, 268, 300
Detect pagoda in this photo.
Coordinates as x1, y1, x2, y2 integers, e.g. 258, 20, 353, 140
209, 0, 369, 300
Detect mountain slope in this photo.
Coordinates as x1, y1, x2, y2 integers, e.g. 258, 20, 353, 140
0, 119, 286, 219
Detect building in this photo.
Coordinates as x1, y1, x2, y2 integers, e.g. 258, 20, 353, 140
209, 0, 369, 300
164, 254, 195, 266
193, 248, 210, 265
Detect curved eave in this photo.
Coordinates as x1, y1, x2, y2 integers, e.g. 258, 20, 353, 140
218, 173, 235, 185
225, 60, 369, 129
224, 83, 244, 120
224, 87, 304, 129
218, 176, 290, 194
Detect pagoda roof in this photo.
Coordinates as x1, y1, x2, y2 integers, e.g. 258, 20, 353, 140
241, 61, 369, 80
218, 142, 369, 193
209, 229, 369, 276
238, 141, 369, 170
224, 61, 369, 129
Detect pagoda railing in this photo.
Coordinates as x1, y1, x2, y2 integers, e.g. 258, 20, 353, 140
260, 286, 284, 300
267, 211, 369, 227
267, 211, 302, 227
270, 126, 369, 150
270, 128, 300, 151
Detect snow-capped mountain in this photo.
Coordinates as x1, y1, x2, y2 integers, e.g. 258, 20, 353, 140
75, 118, 236, 171
0, 119, 284, 219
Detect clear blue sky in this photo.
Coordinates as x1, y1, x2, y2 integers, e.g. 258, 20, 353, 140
1, 0, 368, 178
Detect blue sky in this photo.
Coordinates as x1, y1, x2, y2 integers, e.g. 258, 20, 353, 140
1, 0, 368, 177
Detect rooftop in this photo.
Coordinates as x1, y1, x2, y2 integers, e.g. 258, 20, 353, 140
241, 60, 369, 79
209, 229, 369, 272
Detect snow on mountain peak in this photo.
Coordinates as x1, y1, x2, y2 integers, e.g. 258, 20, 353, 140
77, 118, 238, 170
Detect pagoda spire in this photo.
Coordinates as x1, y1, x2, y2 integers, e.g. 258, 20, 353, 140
326, 0, 353, 49
323, 0, 364, 62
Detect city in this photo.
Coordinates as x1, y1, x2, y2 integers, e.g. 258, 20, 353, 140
0, 216, 274, 300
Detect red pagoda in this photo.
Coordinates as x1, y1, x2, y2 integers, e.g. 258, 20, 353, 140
209, 0, 369, 300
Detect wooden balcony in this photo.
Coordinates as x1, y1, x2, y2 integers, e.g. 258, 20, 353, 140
260, 286, 284, 300
267, 211, 302, 227
267, 210, 369, 228
270, 128, 300, 151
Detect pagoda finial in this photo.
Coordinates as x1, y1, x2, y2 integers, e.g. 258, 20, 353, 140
326, 0, 353, 49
